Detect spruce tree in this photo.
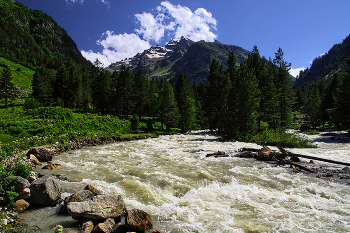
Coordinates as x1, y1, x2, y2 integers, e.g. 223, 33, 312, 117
32, 66, 54, 106
175, 73, 196, 132
273, 48, 295, 128
0, 66, 18, 108
207, 58, 225, 130
133, 69, 148, 117
302, 86, 322, 128
159, 82, 179, 131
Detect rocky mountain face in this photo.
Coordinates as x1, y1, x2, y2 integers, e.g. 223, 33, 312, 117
106, 37, 250, 83
294, 34, 350, 88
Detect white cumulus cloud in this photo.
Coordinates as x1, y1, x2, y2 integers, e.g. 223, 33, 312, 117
81, 1, 217, 67
81, 32, 150, 67
289, 67, 306, 77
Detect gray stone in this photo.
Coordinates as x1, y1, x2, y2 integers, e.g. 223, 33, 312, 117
67, 194, 126, 220
27, 176, 62, 205
14, 176, 31, 200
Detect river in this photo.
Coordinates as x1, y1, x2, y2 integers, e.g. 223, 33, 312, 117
21, 130, 350, 232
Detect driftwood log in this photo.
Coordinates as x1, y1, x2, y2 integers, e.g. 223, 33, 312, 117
206, 147, 350, 182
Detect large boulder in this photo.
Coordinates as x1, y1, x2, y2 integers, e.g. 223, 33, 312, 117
14, 176, 31, 200
67, 194, 126, 220
26, 147, 54, 162
27, 176, 62, 205
126, 209, 153, 231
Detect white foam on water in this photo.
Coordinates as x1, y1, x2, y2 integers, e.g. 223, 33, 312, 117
22, 131, 350, 232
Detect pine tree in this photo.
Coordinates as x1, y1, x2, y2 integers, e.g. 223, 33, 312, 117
159, 82, 179, 131
0, 66, 18, 108
114, 66, 135, 115
175, 73, 196, 132
207, 58, 225, 130
32, 66, 54, 106
133, 69, 148, 118
273, 48, 295, 128
302, 86, 322, 128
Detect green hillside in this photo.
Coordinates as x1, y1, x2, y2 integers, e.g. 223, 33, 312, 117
294, 34, 350, 88
0, 57, 34, 90
0, 0, 92, 70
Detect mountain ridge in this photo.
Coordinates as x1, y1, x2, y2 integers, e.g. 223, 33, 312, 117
106, 37, 250, 83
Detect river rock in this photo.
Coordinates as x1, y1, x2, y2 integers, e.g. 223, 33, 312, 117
126, 208, 153, 231
81, 219, 95, 233
149, 230, 166, 233
14, 176, 31, 200
42, 163, 58, 170
26, 147, 54, 162
27, 175, 62, 205
84, 184, 102, 195
65, 190, 95, 206
93, 218, 115, 233
15, 199, 30, 213
28, 154, 42, 166
67, 194, 126, 220
28, 171, 37, 182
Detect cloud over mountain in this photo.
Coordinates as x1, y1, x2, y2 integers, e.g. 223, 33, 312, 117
81, 1, 218, 67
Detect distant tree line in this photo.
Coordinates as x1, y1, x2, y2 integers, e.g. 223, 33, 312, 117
2, 45, 349, 139
25, 46, 296, 139
296, 55, 350, 130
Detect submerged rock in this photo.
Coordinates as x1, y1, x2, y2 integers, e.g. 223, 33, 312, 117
67, 194, 126, 220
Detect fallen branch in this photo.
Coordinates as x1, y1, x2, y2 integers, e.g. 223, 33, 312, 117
285, 152, 350, 167
287, 162, 316, 173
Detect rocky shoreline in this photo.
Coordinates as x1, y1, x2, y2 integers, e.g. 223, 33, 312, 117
3, 133, 163, 233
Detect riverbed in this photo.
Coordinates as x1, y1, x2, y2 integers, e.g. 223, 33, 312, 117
21, 130, 350, 232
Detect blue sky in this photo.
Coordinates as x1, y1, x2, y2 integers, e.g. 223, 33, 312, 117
15, 0, 350, 76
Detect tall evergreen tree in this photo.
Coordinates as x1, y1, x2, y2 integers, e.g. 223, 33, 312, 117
302, 85, 322, 128
0, 66, 18, 108
92, 69, 112, 114
159, 82, 179, 131
115, 66, 135, 115
175, 73, 196, 132
32, 66, 54, 106
207, 58, 225, 130
273, 48, 295, 128
133, 69, 148, 117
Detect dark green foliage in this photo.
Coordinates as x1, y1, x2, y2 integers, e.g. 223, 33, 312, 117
32, 66, 54, 106
175, 73, 196, 132
302, 86, 322, 128
207, 58, 225, 130
159, 83, 179, 131
0, 66, 18, 107
0, 0, 91, 70
114, 66, 135, 115
273, 48, 295, 128
294, 34, 350, 88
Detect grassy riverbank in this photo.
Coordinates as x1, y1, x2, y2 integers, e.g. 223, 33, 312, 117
0, 106, 165, 212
